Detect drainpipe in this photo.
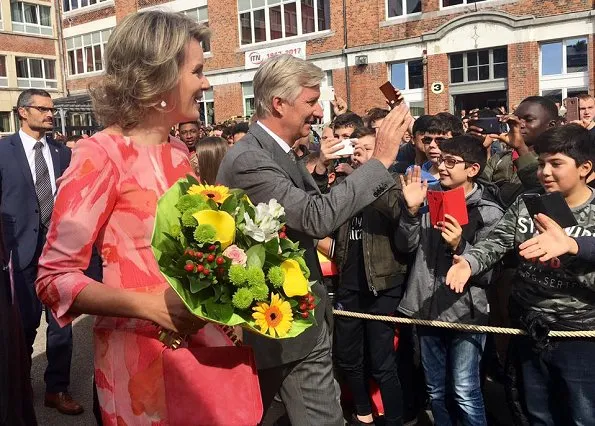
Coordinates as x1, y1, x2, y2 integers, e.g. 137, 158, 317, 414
55, 3, 68, 101
342, 0, 351, 109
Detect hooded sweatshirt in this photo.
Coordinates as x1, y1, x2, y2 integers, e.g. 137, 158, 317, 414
397, 181, 505, 325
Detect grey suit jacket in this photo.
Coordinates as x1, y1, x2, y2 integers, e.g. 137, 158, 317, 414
216, 123, 395, 369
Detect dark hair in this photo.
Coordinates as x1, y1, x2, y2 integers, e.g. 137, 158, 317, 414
578, 93, 594, 102
439, 134, 487, 177
350, 126, 376, 139
412, 115, 434, 135
333, 112, 364, 130
366, 108, 389, 127
435, 112, 464, 136
534, 124, 593, 167
195, 136, 228, 184
414, 115, 450, 136
178, 120, 199, 128
221, 126, 232, 140
476, 108, 499, 118
16, 89, 51, 120
519, 96, 559, 121
231, 121, 249, 136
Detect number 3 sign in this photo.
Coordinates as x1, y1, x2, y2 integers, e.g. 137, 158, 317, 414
431, 81, 445, 94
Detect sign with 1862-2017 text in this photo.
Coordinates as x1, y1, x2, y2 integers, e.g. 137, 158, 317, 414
245, 41, 307, 69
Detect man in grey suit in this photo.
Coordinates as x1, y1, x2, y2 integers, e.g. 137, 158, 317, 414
217, 54, 412, 425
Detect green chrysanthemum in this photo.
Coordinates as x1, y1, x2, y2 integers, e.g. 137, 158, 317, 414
295, 257, 310, 279
193, 224, 216, 244
232, 287, 254, 310
181, 209, 199, 227
245, 266, 266, 287
267, 266, 285, 289
176, 194, 207, 214
169, 224, 181, 238
228, 265, 247, 287
249, 283, 269, 302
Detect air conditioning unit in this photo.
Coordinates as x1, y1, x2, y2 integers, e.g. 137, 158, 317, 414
355, 55, 368, 66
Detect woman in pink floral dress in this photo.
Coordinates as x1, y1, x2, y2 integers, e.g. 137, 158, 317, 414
35, 11, 221, 425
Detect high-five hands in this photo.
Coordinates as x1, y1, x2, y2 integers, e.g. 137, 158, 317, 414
518, 214, 578, 262
446, 255, 472, 294
373, 103, 414, 168
399, 165, 428, 216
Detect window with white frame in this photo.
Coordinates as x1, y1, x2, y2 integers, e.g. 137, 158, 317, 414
541, 38, 588, 76
541, 88, 589, 105
15, 57, 57, 89
183, 7, 210, 53
238, 0, 330, 45
199, 88, 215, 126
63, 0, 110, 13
386, 0, 421, 18
0, 4, 4, 30
441, 0, 489, 7
449, 47, 507, 83
11, 1, 52, 36
242, 82, 255, 117
66, 29, 112, 76
390, 59, 424, 91
0, 56, 7, 87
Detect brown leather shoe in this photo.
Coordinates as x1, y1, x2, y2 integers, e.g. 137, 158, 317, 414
44, 392, 84, 415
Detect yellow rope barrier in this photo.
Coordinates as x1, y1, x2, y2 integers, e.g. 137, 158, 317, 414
333, 309, 595, 338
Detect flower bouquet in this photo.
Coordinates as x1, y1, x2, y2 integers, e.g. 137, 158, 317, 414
151, 175, 318, 340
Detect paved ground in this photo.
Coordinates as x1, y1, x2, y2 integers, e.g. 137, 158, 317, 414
32, 315, 96, 426
31, 316, 512, 426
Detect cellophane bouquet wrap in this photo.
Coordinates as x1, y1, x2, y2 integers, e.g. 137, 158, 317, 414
151, 176, 317, 338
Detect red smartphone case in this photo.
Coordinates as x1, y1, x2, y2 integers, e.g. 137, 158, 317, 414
427, 186, 469, 227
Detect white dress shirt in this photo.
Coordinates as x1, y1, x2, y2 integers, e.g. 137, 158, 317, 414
19, 129, 57, 196
257, 121, 292, 154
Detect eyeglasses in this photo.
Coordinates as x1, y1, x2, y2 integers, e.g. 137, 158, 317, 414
438, 156, 469, 169
421, 136, 448, 145
25, 105, 57, 114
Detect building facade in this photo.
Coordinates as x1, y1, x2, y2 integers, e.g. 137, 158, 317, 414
0, 0, 64, 135
3, 0, 593, 134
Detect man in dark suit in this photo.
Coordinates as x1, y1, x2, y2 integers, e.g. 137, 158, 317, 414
217, 55, 412, 425
0, 89, 86, 415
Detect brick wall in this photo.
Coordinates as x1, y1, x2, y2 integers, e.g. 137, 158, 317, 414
213, 83, 244, 122
589, 34, 595, 96
507, 41, 540, 108
205, 0, 243, 71
62, 6, 116, 27
425, 53, 449, 114
0, 34, 56, 56
348, 63, 388, 115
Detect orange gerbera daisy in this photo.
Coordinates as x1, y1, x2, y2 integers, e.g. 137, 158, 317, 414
187, 184, 230, 204
252, 293, 293, 337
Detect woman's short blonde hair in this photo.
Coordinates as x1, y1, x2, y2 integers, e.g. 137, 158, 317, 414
90, 11, 210, 129
253, 54, 324, 119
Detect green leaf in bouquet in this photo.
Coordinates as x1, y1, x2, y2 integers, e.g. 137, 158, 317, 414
205, 300, 234, 323
220, 193, 239, 215
288, 299, 298, 308
212, 284, 222, 301
235, 202, 246, 225
220, 286, 232, 304
205, 198, 218, 210
264, 238, 280, 255
186, 174, 200, 187
246, 245, 266, 268
279, 238, 300, 252
189, 275, 211, 294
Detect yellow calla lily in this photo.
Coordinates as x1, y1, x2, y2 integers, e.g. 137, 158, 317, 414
192, 209, 236, 249
281, 259, 308, 297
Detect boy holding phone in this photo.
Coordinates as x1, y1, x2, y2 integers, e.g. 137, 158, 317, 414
446, 125, 595, 424
396, 135, 504, 426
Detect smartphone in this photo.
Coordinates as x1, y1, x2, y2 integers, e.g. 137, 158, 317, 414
334, 138, 356, 157
468, 117, 507, 135
522, 192, 578, 229
566, 97, 580, 122
319, 87, 335, 102
379, 81, 402, 110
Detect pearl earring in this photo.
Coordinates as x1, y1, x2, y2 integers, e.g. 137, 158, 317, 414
160, 100, 167, 108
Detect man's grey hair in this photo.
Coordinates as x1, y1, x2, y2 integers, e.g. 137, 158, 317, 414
253, 54, 324, 119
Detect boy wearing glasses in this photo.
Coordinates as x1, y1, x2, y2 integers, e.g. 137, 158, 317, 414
396, 135, 504, 426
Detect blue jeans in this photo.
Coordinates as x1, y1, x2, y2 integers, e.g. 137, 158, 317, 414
515, 336, 595, 425
419, 328, 487, 426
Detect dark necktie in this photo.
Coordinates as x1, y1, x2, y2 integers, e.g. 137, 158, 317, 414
34, 141, 54, 227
